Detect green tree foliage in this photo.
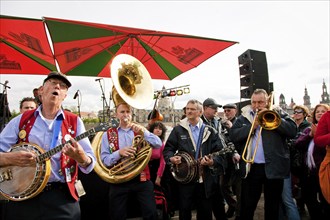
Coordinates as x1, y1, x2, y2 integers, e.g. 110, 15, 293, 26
9, 110, 20, 120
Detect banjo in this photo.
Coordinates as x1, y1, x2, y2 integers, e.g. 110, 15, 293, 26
0, 121, 115, 201
171, 145, 235, 184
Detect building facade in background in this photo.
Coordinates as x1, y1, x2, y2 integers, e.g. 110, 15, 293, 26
93, 81, 329, 127
279, 80, 330, 115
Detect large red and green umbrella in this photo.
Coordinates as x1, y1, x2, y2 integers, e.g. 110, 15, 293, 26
43, 17, 238, 80
0, 15, 57, 75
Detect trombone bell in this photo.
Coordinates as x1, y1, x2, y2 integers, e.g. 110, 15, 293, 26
257, 109, 281, 130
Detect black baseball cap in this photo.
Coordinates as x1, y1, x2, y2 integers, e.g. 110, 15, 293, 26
203, 98, 222, 108
223, 103, 237, 109
43, 71, 71, 88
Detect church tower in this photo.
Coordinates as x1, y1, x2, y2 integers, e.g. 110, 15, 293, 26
279, 93, 287, 110
320, 79, 330, 105
289, 98, 296, 109
303, 86, 311, 109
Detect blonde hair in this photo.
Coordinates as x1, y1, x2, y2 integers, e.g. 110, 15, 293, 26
293, 105, 309, 116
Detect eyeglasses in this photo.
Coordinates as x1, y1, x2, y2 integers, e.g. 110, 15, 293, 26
47, 79, 68, 90
294, 111, 303, 114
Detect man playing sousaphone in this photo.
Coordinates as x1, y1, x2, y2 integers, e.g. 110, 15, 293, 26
97, 53, 161, 219
229, 88, 297, 220
100, 101, 162, 220
163, 99, 225, 220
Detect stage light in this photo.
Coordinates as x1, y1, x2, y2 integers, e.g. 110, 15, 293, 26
176, 89, 183, 96
162, 90, 168, 98
154, 85, 190, 98
169, 89, 176, 96
183, 87, 190, 94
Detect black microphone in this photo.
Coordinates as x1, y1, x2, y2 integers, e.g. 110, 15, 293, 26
0, 80, 10, 89
95, 78, 102, 82
73, 90, 79, 99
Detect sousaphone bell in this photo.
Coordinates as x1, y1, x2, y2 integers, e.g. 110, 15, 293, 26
111, 54, 154, 109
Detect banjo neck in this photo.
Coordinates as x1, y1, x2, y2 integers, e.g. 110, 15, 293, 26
37, 122, 114, 163
37, 129, 92, 162
199, 144, 235, 161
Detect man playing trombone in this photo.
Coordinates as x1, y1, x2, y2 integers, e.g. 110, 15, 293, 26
229, 89, 297, 220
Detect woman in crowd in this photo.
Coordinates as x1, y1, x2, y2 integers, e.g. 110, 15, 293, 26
148, 121, 167, 186
148, 121, 172, 219
314, 108, 330, 211
295, 103, 330, 219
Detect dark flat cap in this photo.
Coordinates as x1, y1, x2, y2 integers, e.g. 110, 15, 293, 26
223, 103, 237, 109
203, 98, 222, 108
43, 71, 71, 88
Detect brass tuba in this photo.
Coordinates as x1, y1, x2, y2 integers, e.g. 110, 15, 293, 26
92, 54, 154, 184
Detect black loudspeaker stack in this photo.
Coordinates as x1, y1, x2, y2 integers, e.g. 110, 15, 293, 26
238, 49, 270, 99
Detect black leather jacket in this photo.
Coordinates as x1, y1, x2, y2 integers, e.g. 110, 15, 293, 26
163, 118, 225, 198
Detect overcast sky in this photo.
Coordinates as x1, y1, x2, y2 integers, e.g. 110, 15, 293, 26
1, 1, 329, 113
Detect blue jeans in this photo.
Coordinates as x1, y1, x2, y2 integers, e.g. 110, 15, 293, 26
279, 175, 300, 220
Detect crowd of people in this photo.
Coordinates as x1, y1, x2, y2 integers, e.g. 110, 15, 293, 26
1, 71, 330, 220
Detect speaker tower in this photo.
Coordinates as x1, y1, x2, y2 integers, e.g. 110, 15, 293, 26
238, 49, 270, 110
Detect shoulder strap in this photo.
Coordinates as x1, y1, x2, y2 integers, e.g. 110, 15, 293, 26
18, 109, 37, 143
195, 124, 205, 159
106, 128, 140, 153
60, 110, 79, 201
62, 110, 78, 137
107, 128, 119, 153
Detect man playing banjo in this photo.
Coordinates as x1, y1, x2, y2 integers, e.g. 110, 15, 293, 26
0, 71, 96, 220
163, 99, 225, 220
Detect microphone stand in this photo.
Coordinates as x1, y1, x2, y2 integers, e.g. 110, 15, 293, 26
96, 79, 108, 123
0, 82, 11, 132
77, 98, 81, 118
109, 91, 113, 118
76, 91, 81, 118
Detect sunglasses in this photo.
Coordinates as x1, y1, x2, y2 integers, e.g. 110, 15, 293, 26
294, 111, 303, 114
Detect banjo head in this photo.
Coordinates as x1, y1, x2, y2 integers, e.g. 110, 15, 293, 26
170, 151, 198, 184
0, 143, 50, 201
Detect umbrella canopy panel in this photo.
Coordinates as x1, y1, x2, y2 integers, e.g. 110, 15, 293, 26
44, 17, 238, 80
0, 15, 57, 75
